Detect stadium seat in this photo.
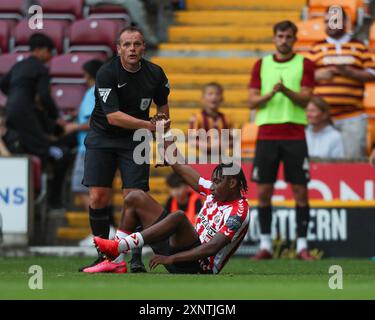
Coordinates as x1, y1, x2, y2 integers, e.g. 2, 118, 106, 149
307, 0, 359, 25
0, 0, 23, 21
369, 22, 375, 51
12, 20, 66, 53
0, 52, 31, 75
367, 118, 375, 156
68, 19, 124, 57
364, 82, 375, 115
241, 122, 258, 158
49, 52, 106, 83
51, 83, 86, 113
85, 4, 131, 26
0, 20, 11, 53
295, 19, 326, 51
37, 0, 84, 21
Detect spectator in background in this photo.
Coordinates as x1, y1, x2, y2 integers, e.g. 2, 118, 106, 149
164, 172, 202, 226
248, 20, 315, 261
70, 60, 103, 211
309, 9, 375, 158
0, 33, 73, 162
0, 109, 10, 156
189, 82, 233, 159
68, 59, 117, 246
85, 0, 159, 47
306, 96, 344, 159
0, 33, 76, 209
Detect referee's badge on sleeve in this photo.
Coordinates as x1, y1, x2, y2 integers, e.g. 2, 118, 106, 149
140, 98, 151, 111
98, 88, 112, 103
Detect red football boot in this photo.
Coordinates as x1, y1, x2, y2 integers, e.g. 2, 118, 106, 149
83, 259, 127, 274
297, 249, 316, 261
252, 249, 273, 260
93, 237, 120, 260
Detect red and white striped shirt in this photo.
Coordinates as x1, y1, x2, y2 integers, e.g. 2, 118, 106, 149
195, 177, 250, 274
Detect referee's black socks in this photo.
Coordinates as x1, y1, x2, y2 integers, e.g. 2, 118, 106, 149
89, 206, 110, 239
258, 206, 272, 234
296, 205, 310, 237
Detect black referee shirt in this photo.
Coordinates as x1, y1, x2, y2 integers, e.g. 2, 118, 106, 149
89, 56, 170, 148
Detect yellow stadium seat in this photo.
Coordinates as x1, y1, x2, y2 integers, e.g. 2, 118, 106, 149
367, 117, 375, 155
295, 19, 326, 51
364, 82, 375, 115
308, 0, 358, 24
370, 22, 375, 51
241, 122, 258, 158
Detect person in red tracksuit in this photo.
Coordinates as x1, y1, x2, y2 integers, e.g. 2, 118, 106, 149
164, 173, 202, 226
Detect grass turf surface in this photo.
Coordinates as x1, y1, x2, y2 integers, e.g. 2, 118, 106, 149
0, 257, 374, 299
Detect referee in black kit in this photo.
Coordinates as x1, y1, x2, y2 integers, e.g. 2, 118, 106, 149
80, 27, 170, 273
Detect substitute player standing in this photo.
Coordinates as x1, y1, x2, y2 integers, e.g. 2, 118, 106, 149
80, 27, 170, 273
248, 21, 315, 260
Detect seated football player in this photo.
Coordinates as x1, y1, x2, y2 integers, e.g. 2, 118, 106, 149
92, 140, 250, 274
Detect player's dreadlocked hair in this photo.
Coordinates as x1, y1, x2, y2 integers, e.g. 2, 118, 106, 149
212, 163, 248, 194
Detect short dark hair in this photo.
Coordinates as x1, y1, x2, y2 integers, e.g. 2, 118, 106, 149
273, 20, 298, 36
310, 96, 330, 113
117, 26, 145, 44
28, 33, 55, 51
202, 82, 224, 95
82, 59, 103, 79
166, 173, 187, 188
212, 163, 248, 194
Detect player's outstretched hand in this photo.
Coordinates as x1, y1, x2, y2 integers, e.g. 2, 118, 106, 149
149, 254, 174, 270
151, 113, 171, 131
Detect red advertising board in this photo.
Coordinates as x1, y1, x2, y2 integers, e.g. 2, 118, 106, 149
191, 162, 375, 201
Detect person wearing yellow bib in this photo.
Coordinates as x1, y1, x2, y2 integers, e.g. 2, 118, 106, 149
249, 21, 315, 261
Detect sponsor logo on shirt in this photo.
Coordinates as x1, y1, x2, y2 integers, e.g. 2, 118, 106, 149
117, 82, 127, 88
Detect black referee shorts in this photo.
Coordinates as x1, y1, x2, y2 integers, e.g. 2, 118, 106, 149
251, 139, 310, 185
82, 147, 150, 191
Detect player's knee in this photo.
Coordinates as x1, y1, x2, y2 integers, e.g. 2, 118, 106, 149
292, 185, 308, 204
89, 190, 110, 208
170, 210, 187, 224
124, 190, 146, 207
258, 189, 272, 205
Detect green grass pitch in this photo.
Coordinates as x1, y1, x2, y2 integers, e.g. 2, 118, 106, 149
0, 257, 374, 299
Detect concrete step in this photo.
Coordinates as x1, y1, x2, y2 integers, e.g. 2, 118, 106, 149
174, 10, 300, 26
168, 25, 273, 43
169, 89, 249, 108
158, 43, 273, 55
57, 227, 90, 240
113, 176, 168, 191
185, 0, 305, 10
151, 57, 256, 74
74, 192, 169, 209
167, 73, 251, 89
64, 211, 122, 228
169, 107, 250, 127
